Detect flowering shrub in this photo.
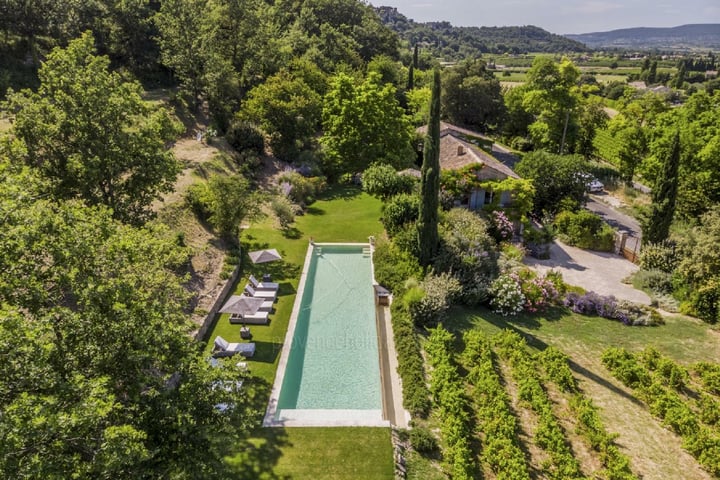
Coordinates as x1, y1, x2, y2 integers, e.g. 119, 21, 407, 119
564, 291, 664, 326
517, 271, 560, 312
406, 272, 462, 328
489, 274, 525, 316
639, 240, 678, 274
488, 210, 514, 242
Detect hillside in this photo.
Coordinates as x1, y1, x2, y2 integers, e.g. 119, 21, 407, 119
376, 6, 587, 60
566, 24, 720, 50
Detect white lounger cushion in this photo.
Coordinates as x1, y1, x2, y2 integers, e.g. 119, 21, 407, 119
213, 336, 256, 357
244, 285, 277, 301
230, 310, 269, 322
249, 274, 279, 291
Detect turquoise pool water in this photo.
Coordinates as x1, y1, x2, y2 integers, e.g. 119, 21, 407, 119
275, 244, 381, 414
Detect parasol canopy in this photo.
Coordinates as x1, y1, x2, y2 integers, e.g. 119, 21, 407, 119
248, 248, 282, 264
219, 295, 265, 315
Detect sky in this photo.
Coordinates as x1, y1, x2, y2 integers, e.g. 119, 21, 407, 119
374, 0, 720, 34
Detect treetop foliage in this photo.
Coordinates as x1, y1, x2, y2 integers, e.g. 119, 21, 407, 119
4, 32, 181, 224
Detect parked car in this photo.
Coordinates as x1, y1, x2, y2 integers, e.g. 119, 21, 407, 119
587, 178, 604, 193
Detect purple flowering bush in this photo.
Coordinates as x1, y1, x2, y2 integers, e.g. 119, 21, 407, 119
564, 291, 664, 326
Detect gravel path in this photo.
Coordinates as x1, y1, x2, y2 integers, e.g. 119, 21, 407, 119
524, 241, 651, 305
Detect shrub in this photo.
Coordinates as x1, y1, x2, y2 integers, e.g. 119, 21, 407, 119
225, 120, 264, 155
488, 210, 514, 242
489, 274, 525, 316
407, 272, 462, 328
633, 269, 673, 294
271, 196, 295, 230
691, 279, 720, 324
391, 301, 431, 417
564, 291, 663, 326
277, 171, 327, 206
639, 240, 678, 273
409, 427, 438, 455
186, 182, 212, 221
362, 163, 415, 200
545, 270, 568, 297
516, 269, 561, 312
500, 242, 525, 263
235, 150, 263, 180
694, 362, 720, 396
554, 209, 615, 251
372, 238, 422, 296
381, 193, 420, 236
523, 224, 555, 244
434, 209, 499, 305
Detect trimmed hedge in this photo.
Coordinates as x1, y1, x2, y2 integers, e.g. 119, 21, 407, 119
390, 301, 430, 417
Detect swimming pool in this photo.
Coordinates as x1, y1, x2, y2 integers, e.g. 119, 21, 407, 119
264, 243, 386, 426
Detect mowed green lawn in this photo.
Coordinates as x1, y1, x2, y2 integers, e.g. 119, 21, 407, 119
445, 306, 720, 365
205, 185, 392, 479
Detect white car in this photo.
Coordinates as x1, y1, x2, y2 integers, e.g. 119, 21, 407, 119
587, 178, 604, 193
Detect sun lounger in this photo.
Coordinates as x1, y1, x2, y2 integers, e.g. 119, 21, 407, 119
229, 310, 270, 325
213, 336, 256, 357
249, 274, 279, 291
244, 285, 277, 301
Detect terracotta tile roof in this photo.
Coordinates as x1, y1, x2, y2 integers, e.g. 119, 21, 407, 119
417, 122, 518, 180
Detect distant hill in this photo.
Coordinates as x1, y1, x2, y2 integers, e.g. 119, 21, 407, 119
566, 24, 720, 50
376, 6, 588, 60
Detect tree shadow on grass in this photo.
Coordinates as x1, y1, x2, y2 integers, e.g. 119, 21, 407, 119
251, 340, 283, 364
223, 378, 292, 480
319, 184, 362, 201
305, 206, 325, 216
281, 226, 302, 239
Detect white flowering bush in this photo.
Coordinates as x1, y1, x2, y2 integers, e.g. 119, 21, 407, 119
408, 272, 462, 327
489, 274, 525, 316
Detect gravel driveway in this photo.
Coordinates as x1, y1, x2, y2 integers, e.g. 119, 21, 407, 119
524, 241, 651, 305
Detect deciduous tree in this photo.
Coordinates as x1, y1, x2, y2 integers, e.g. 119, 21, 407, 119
5, 33, 181, 224
0, 158, 258, 477
321, 72, 414, 174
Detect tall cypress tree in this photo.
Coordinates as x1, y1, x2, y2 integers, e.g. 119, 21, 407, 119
413, 44, 419, 69
643, 131, 680, 243
417, 68, 441, 267
406, 64, 414, 91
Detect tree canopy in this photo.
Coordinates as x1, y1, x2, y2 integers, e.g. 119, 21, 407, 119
0, 158, 258, 478
515, 150, 589, 215
4, 33, 181, 224
321, 71, 415, 175
441, 59, 505, 132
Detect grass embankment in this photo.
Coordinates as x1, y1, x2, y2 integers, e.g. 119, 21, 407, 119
204, 185, 392, 479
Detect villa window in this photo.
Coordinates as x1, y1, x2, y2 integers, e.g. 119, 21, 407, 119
484, 189, 493, 205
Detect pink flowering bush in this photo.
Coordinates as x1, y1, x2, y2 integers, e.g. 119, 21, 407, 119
516, 269, 560, 312
489, 210, 514, 242
489, 268, 562, 316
